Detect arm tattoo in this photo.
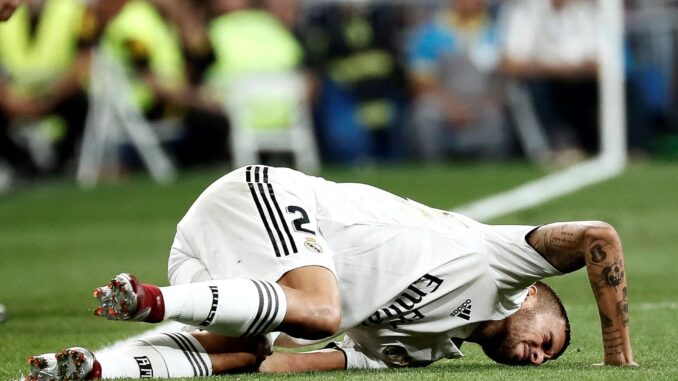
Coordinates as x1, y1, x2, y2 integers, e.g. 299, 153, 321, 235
546, 228, 580, 251
533, 225, 586, 273
590, 244, 607, 263
618, 287, 629, 327
603, 329, 624, 356
587, 246, 624, 294
599, 311, 614, 329
602, 258, 624, 288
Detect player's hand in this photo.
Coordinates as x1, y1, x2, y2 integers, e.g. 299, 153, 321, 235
592, 337, 638, 367
593, 353, 639, 367
593, 361, 639, 367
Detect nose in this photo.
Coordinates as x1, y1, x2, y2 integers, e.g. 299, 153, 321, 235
530, 348, 546, 365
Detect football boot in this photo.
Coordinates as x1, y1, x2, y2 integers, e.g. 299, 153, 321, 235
93, 273, 164, 322
26, 347, 101, 381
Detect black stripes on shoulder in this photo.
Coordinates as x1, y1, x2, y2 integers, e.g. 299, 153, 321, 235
246, 166, 298, 257
242, 280, 282, 337
162, 333, 209, 376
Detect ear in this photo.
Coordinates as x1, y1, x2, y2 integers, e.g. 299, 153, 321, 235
527, 284, 538, 298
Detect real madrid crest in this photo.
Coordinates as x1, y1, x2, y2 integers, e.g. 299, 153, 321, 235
382, 345, 411, 367
304, 237, 323, 253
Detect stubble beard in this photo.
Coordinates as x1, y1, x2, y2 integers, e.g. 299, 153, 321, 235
481, 308, 536, 366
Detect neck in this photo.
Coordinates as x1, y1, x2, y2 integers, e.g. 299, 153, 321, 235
465, 319, 506, 345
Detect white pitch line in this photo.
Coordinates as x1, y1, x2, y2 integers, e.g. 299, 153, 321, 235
636, 302, 678, 310
453, 0, 626, 222
453, 155, 624, 222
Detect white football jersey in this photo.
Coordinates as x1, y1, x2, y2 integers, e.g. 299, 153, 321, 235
168, 166, 562, 368
306, 172, 562, 367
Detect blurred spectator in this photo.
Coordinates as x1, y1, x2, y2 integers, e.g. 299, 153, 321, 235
500, 0, 599, 157
406, 0, 511, 162
144, 0, 308, 168
205, 0, 303, 86
103, 0, 228, 168
625, 1, 677, 155
0, 65, 39, 180
301, 3, 407, 163
0, 0, 20, 21
103, 0, 186, 117
264, 0, 300, 31
0, 0, 124, 181
202, 0, 308, 166
157, 0, 216, 88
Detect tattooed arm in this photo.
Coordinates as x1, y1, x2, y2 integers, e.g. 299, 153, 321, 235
527, 221, 637, 366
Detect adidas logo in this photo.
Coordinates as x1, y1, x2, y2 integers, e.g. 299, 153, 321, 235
450, 299, 472, 320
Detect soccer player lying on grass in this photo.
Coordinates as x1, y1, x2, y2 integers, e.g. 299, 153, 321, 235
26, 166, 636, 379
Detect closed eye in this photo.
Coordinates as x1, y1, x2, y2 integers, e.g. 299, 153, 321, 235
544, 333, 553, 352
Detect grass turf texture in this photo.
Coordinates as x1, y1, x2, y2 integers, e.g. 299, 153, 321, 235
0, 161, 676, 380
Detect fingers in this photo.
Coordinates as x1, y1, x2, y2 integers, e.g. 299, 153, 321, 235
593, 361, 640, 367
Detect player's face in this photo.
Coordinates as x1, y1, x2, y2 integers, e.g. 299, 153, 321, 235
481, 307, 567, 366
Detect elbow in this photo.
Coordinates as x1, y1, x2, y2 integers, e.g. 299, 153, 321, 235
585, 221, 620, 242
584, 221, 622, 254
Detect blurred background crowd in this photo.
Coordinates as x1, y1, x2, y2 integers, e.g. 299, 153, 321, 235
0, 0, 677, 191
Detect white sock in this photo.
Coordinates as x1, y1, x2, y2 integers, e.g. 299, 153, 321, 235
160, 279, 287, 337
96, 332, 212, 378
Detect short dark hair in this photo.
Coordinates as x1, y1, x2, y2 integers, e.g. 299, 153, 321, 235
534, 281, 571, 360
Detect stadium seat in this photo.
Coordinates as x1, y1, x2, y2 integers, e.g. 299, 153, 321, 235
223, 71, 320, 174
77, 49, 177, 188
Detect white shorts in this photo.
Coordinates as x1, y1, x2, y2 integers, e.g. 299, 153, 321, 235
167, 165, 336, 285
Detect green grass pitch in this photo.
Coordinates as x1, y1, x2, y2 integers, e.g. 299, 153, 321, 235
1, 161, 677, 380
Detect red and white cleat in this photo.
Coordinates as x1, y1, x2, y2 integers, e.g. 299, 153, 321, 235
26, 354, 57, 381
26, 348, 101, 381
93, 273, 164, 322
55, 347, 101, 381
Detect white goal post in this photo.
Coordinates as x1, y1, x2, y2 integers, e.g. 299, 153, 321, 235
454, 0, 627, 221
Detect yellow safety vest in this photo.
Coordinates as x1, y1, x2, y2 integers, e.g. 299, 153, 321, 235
328, 16, 395, 130
102, 0, 185, 110
0, 0, 84, 96
207, 10, 301, 85
207, 10, 302, 129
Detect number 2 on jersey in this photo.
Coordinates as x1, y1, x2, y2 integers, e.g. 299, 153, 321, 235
286, 206, 315, 234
